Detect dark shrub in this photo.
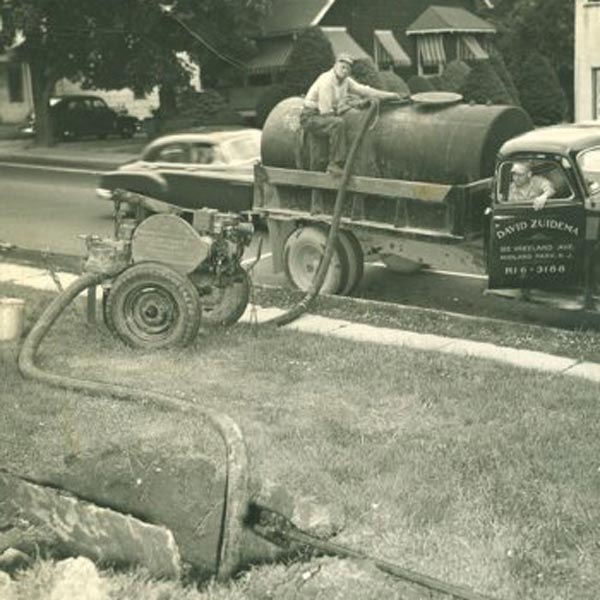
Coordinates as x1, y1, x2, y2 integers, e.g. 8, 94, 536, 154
156, 89, 243, 134
514, 51, 567, 125
437, 60, 471, 93
283, 27, 336, 92
460, 60, 512, 105
351, 57, 385, 89
255, 83, 296, 127
489, 49, 520, 105
407, 75, 435, 94
379, 70, 410, 95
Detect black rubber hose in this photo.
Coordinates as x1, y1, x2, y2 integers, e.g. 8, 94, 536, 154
265, 101, 380, 327
17, 272, 248, 581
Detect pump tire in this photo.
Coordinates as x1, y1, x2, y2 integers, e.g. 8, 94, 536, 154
189, 267, 250, 327
104, 262, 201, 349
338, 230, 364, 295
283, 226, 349, 295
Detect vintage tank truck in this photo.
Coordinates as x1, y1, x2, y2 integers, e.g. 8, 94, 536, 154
255, 95, 600, 310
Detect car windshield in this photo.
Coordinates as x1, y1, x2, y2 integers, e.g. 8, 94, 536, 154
576, 147, 600, 196
219, 132, 261, 164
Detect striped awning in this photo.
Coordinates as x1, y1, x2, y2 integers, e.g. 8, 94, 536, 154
461, 35, 488, 60
244, 38, 294, 75
417, 35, 446, 67
374, 30, 411, 67
320, 27, 370, 61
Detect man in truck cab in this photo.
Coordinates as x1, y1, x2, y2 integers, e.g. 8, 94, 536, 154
300, 53, 403, 176
508, 161, 555, 210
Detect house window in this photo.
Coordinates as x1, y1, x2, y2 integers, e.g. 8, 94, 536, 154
594, 68, 600, 120
7, 63, 24, 103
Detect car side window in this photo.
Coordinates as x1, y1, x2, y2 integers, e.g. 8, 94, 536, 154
191, 143, 216, 165
497, 159, 574, 205
148, 143, 190, 164
92, 98, 107, 109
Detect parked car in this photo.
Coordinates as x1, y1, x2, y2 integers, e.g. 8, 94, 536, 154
22, 94, 139, 140
96, 128, 261, 213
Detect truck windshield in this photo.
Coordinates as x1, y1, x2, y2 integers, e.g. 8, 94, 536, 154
576, 148, 600, 196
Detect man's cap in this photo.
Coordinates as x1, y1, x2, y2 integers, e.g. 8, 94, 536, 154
336, 53, 354, 66
511, 161, 530, 175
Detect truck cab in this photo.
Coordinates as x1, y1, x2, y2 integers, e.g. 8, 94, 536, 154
487, 124, 600, 309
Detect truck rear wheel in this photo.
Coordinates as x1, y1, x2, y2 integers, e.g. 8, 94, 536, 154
338, 230, 364, 295
283, 226, 349, 295
189, 267, 250, 327
104, 262, 201, 349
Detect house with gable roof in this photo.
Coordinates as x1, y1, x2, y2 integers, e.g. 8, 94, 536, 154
223, 0, 496, 119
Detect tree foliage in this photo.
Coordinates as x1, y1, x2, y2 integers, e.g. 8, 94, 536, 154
514, 51, 567, 125
484, 0, 573, 116
0, 0, 270, 145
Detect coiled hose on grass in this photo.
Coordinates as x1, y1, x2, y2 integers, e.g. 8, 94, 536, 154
265, 100, 380, 327
17, 271, 248, 581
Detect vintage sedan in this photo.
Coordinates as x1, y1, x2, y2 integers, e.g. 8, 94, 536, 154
97, 128, 261, 214
22, 94, 139, 140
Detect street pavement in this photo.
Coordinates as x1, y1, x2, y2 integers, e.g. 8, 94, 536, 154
2, 261, 600, 384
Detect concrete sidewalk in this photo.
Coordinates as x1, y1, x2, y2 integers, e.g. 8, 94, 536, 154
0, 138, 143, 172
2, 262, 600, 384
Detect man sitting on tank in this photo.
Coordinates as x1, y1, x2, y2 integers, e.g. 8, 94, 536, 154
508, 161, 555, 210
300, 53, 403, 177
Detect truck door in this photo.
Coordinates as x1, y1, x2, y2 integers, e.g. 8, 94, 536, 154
488, 157, 585, 290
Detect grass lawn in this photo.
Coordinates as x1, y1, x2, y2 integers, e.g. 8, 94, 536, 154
1, 282, 600, 599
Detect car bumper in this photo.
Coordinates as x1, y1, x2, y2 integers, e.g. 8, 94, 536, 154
95, 187, 113, 200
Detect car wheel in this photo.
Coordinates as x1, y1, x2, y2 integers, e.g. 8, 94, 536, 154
189, 267, 250, 327
103, 262, 201, 349
283, 226, 349, 295
119, 123, 135, 139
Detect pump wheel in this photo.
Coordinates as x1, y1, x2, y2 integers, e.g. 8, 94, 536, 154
104, 262, 201, 349
189, 267, 250, 327
283, 226, 349, 295
338, 230, 364, 295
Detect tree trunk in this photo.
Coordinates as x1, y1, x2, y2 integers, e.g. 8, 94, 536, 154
29, 60, 57, 147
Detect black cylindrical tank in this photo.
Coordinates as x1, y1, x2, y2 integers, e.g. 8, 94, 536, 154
261, 97, 533, 184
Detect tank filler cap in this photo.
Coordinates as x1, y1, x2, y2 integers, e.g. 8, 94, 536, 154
410, 92, 463, 106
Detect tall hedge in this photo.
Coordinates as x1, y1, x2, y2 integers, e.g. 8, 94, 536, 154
255, 27, 335, 126
459, 60, 512, 105
283, 27, 335, 93
513, 51, 567, 125
351, 57, 385, 89
437, 60, 471, 93
489, 49, 520, 105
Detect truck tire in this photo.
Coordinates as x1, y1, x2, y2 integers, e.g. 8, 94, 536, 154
283, 226, 349, 295
189, 267, 250, 327
338, 230, 364, 295
104, 262, 201, 349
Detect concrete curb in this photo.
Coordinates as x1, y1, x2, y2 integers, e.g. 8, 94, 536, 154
0, 152, 127, 172
2, 262, 600, 384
